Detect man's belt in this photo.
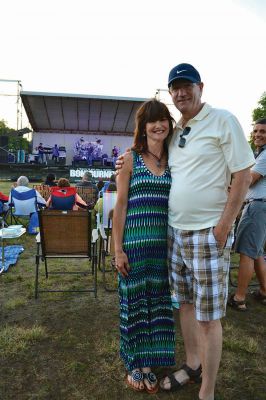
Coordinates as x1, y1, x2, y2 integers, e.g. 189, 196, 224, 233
244, 198, 266, 204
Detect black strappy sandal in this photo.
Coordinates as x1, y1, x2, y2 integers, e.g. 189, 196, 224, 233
160, 363, 202, 392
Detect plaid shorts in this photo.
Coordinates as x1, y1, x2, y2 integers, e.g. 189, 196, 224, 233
168, 225, 234, 321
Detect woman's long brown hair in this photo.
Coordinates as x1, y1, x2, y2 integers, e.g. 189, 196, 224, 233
131, 98, 175, 154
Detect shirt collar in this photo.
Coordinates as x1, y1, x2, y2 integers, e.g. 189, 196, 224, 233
176, 103, 212, 129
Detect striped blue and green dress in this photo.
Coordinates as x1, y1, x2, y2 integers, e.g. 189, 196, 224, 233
119, 151, 175, 371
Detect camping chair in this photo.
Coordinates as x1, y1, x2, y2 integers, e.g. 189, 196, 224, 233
49, 186, 77, 210
0, 202, 9, 227
76, 186, 98, 209
33, 184, 51, 201
100, 191, 117, 229
97, 192, 117, 292
35, 209, 98, 298
9, 188, 42, 228
98, 209, 117, 292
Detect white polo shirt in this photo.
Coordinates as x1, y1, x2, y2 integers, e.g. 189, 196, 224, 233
246, 146, 266, 200
168, 103, 255, 230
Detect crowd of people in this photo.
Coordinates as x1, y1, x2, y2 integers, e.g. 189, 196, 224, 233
0, 172, 117, 225
0, 62, 265, 400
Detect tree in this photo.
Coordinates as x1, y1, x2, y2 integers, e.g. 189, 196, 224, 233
0, 119, 30, 152
0, 119, 13, 136
252, 91, 266, 122
247, 92, 266, 151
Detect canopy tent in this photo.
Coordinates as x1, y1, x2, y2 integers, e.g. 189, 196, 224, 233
21, 91, 148, 136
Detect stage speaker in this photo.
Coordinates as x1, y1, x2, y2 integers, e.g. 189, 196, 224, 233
92, 159, 103, 167
78, 160, 88, 167
0, 136, 8, 147
59, 157, 66, 165
47, 160, 56, 166
8, 153, 16, 163
0, 149, 8, 163
104, 158, 113, 167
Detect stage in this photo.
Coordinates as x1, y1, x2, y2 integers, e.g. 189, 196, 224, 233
0, 162, 115, 183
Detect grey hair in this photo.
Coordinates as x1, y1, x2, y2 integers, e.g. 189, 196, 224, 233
82, 171, 92, 181
17, 176, 29, 187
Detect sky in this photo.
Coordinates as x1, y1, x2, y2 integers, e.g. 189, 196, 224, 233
0, 0, 265, 137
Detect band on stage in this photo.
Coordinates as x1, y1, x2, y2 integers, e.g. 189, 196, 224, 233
27, 138, 120, 166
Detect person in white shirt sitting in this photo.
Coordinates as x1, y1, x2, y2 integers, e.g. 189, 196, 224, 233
8, 176, 46, 216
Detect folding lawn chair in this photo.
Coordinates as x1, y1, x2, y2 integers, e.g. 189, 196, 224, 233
35, 209, 98, 298
33, 185, 51, 201
100, 191, 117, 229
76, 186, 98, 209
49, 186, 77, 210
0, 202, 9, 227
9, 188, 43, 228
97, 192, 117, 292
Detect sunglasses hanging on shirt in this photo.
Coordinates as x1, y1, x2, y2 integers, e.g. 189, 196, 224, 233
178, 127, 191, 148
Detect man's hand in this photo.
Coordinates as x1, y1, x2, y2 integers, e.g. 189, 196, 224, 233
214, 168, 251, 249
115, 154, 125, 172
115, 149, 130, 174
213, 225, 229, 249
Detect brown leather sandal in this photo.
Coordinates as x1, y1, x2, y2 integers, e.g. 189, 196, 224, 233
228, 294, 247, 311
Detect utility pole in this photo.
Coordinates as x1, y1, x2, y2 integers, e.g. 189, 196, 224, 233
0, 79, 22, 130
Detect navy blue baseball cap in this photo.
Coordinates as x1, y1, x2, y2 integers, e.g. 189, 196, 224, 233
168, 63, 201, 88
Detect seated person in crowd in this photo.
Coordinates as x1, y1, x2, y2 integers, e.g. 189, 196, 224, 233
8, 175, 46, 215
93, 182, 117, 226
75, 171, 97, 189
75, 171, 98, 204
96, 177, 105, 193
46, 178, 87, 210
0, 191, 9, 213
44, 173, 57, 187
101, 174, 116, 193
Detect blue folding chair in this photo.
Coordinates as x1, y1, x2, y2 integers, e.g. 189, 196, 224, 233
9, 188, 40, 227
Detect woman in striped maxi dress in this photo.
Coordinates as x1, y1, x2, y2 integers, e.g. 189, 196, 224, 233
113, 99, 176, 394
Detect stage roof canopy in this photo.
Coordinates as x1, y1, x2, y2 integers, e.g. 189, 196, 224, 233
21, 91, 149, 136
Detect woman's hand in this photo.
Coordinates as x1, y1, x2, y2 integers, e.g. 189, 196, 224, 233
115, 251, 130, 277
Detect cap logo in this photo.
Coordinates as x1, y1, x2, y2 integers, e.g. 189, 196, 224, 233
176, 69, 187, 74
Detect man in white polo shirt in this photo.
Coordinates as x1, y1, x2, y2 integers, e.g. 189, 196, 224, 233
159, 64, 255, 400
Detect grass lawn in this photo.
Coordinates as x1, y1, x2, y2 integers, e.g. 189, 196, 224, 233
0, 181, 265, 400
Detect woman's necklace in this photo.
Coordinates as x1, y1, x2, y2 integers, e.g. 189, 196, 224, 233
146, 150, 164, 167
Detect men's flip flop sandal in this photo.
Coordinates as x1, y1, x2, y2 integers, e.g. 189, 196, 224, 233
160, 363, 202, 392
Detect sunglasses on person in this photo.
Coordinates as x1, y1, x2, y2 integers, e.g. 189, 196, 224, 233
178, 127, 191, 148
